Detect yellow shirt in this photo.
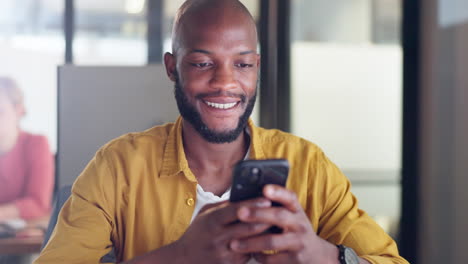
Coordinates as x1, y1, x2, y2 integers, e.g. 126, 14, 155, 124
36, 117, 408, 264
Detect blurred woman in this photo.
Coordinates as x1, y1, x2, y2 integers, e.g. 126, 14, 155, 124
0, 77, 54, 221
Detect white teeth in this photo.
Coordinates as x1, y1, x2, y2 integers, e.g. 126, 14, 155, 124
205, 101, 237, 109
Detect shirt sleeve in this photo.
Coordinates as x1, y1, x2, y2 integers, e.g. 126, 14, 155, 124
35, 150, 117, 264
314, 151, 409, 264
14, 135, 54, 219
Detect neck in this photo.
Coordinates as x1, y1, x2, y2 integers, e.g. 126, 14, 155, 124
182, 120, 249, 172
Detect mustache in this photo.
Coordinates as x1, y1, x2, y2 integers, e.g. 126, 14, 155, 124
194, 91, 246, 103
173, 69, 248, 103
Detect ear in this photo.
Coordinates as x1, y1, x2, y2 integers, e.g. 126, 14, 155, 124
164, 52, 177, 82
256, 54, 261, 68
15, 103, 26, 118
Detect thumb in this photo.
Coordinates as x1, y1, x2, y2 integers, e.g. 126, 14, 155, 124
198, 201, 229, 215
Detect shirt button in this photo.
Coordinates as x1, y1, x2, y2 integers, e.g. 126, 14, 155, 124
186, 198, 195, 206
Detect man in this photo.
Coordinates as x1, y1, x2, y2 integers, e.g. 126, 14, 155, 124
36, 0, 408, 263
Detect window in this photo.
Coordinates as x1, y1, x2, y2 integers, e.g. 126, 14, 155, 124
74, 0, 147, 65
290, 0, 403, 239
0, 0, 63, 152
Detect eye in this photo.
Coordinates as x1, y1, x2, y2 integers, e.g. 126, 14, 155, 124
235, 63, 254, 68
191, 62, 213, 68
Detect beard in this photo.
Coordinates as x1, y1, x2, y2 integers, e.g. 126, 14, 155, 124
173, 74, 257, 144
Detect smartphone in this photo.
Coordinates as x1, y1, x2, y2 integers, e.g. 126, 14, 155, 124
230, 159, 289, 233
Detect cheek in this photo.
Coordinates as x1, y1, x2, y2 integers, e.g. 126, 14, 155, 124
237, 73, 258, 94
180, 72, 212, 93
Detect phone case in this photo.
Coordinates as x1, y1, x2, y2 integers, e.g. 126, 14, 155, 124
230, 159, 289, 202
230, 159, 289, 233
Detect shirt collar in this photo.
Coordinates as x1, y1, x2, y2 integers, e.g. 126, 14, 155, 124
247, 118, 265, 160
160, 116, 191, 180
159, 117, 265, 180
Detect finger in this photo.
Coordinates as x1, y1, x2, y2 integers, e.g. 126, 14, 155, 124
263, 185, 302, 212
198, 201, 229, 215
238, 206, 307, 232
253, 252, 292, 264
223, 222, 271, 241
210, 197, 272, 225
230, 232, 303, 253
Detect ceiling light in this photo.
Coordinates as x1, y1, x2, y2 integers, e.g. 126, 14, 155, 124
125, 0, 145, 14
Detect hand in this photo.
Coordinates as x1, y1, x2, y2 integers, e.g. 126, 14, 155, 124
0, 204, 20, 222
229, 185, 338, 264
172, 197, 273, 264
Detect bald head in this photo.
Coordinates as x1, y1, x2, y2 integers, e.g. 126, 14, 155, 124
163, 0, 260, 143
171, 0, 257, 55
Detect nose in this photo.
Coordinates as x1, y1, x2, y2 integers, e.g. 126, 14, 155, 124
210, 64, 237, 91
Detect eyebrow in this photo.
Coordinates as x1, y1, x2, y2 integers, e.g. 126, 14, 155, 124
189, 49, 256, 55
239, 50, 255, 55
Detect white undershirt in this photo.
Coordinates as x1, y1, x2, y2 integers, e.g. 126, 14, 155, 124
189, 131, 258, 264
189, 142, 250, 222
190, 128, 251, 222
190, 184, 231, 222
190, 184, 259, 264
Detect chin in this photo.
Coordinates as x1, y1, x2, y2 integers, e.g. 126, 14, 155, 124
205, 120, 239, 133
207, 126, 238, 135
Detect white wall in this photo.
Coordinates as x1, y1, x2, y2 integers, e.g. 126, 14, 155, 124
290, 42, 403, 235
291, 43, 402, 171
0, 35, 63, 152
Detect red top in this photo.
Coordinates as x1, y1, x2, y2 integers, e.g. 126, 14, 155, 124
0, 131, 54, 220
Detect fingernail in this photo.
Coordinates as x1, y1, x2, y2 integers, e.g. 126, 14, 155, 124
238, 207, 250, 219
230, 240, 242, 250
256, 199, 271, 207
265, 186, 275, 196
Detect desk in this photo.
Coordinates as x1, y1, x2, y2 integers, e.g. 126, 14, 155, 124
0, 217, 48, 255
0, 236, 43, 255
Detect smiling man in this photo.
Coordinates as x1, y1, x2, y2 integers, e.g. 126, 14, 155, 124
35, 1, 408, 264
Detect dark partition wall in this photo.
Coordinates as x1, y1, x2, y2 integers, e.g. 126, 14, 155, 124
416, 1, 468, 263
